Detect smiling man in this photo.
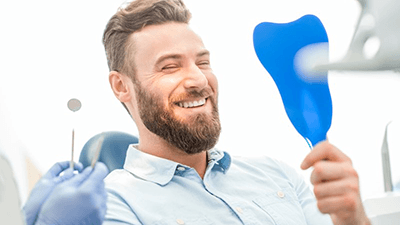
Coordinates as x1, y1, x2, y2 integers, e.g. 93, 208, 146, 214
127, 23, 220, 158
103, 0, 371, 224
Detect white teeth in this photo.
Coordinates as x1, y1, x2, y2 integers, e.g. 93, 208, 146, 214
177, 99, 206, 108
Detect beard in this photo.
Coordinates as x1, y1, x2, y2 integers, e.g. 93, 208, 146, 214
135, 83, 221, 155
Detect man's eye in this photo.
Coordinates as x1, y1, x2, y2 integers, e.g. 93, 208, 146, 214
162, 65, 178, 71
198, 61, 210, 68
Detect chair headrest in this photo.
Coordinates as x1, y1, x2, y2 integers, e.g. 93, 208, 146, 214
79, 131, 139, 172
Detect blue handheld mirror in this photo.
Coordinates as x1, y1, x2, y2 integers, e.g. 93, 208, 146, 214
253, 14, 332, 147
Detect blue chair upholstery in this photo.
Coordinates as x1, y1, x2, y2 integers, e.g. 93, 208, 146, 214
79, 131, 139, 173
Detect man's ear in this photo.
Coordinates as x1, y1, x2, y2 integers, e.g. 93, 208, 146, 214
109, 71, 133, 103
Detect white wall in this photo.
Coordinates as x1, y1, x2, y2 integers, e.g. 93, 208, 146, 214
1, 0, 400, 204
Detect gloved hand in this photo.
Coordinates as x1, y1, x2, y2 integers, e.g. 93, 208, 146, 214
35, 162, 109, 225
23, 161, 84, 225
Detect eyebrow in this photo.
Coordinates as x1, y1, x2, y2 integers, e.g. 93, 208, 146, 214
197, 50, 210, 58
155, 50, 210, 66
155, 54, 182, 66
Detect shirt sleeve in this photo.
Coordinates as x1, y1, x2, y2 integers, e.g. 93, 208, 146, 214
103, 186, 143, 225
276, 159, 334, 225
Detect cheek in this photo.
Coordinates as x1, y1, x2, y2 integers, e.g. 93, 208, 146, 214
207, 72, 219, 93
156, 75, 183, 97
150, 80, 178, 106
164, 76, 183, 87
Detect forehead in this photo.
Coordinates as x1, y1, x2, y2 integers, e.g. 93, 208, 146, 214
131, 22, 207, 65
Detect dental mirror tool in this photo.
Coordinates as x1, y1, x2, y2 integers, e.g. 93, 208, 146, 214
91, 133, 105, 168
67, 98, 82, 169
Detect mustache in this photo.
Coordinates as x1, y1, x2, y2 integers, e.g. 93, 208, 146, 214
170, 87, 214, 103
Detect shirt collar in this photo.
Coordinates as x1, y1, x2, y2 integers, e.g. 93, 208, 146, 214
208, 148, 231, 172
123, 145, 231, 185
123, 145, 178, 186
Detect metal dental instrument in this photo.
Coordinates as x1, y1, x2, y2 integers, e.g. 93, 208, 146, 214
71, 129, 75, 169
67, 98, 82, 169
91, 133, 105, 168
381, 121, 393, 193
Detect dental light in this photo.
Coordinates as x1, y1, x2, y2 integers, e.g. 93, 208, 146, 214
316, 0, 400, 72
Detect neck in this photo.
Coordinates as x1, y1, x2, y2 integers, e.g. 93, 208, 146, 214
138, 132, 208, 179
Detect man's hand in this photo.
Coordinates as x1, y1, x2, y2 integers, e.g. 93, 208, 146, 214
301, 141, 371, 225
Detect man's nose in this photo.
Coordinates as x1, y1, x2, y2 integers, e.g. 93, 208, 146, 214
182, 65, 208, 90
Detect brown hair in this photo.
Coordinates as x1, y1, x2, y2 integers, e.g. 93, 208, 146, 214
103, 0, 192, 81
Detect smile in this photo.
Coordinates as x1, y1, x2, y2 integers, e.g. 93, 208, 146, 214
176, 98, 207, 108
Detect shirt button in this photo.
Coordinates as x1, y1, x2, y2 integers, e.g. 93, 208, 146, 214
177, 167, 185, 171
235, 207, 243, 214
277, 191, 285, 198
176, 219, 185, 224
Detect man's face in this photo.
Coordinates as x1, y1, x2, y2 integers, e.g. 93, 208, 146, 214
130, 22, 220, 154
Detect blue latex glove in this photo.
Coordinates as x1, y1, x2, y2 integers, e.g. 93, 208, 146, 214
23, 161, 84, 225
35, 162, 109, 225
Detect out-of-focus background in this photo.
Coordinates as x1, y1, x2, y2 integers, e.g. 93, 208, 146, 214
1, 0, 399, 204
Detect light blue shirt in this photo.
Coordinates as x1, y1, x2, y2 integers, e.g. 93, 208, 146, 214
104, 145, 333, 225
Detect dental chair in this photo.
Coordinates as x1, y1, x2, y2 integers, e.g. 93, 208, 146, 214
79, 131, 138, 173
362, 122, 400, 224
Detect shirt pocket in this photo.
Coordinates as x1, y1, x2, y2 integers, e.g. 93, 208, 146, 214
252, 188, 307, 225
153, 216, 215, 225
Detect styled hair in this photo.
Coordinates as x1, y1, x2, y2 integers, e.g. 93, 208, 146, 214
103, 0, 192, 81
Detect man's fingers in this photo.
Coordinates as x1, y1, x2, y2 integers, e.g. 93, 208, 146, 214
313, 178, 359, 199
310, 161, 356, 184
316, 185, 369, 225
299, 141, 368, 223
301, 141, 350, 170
316, 194, 359, 215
